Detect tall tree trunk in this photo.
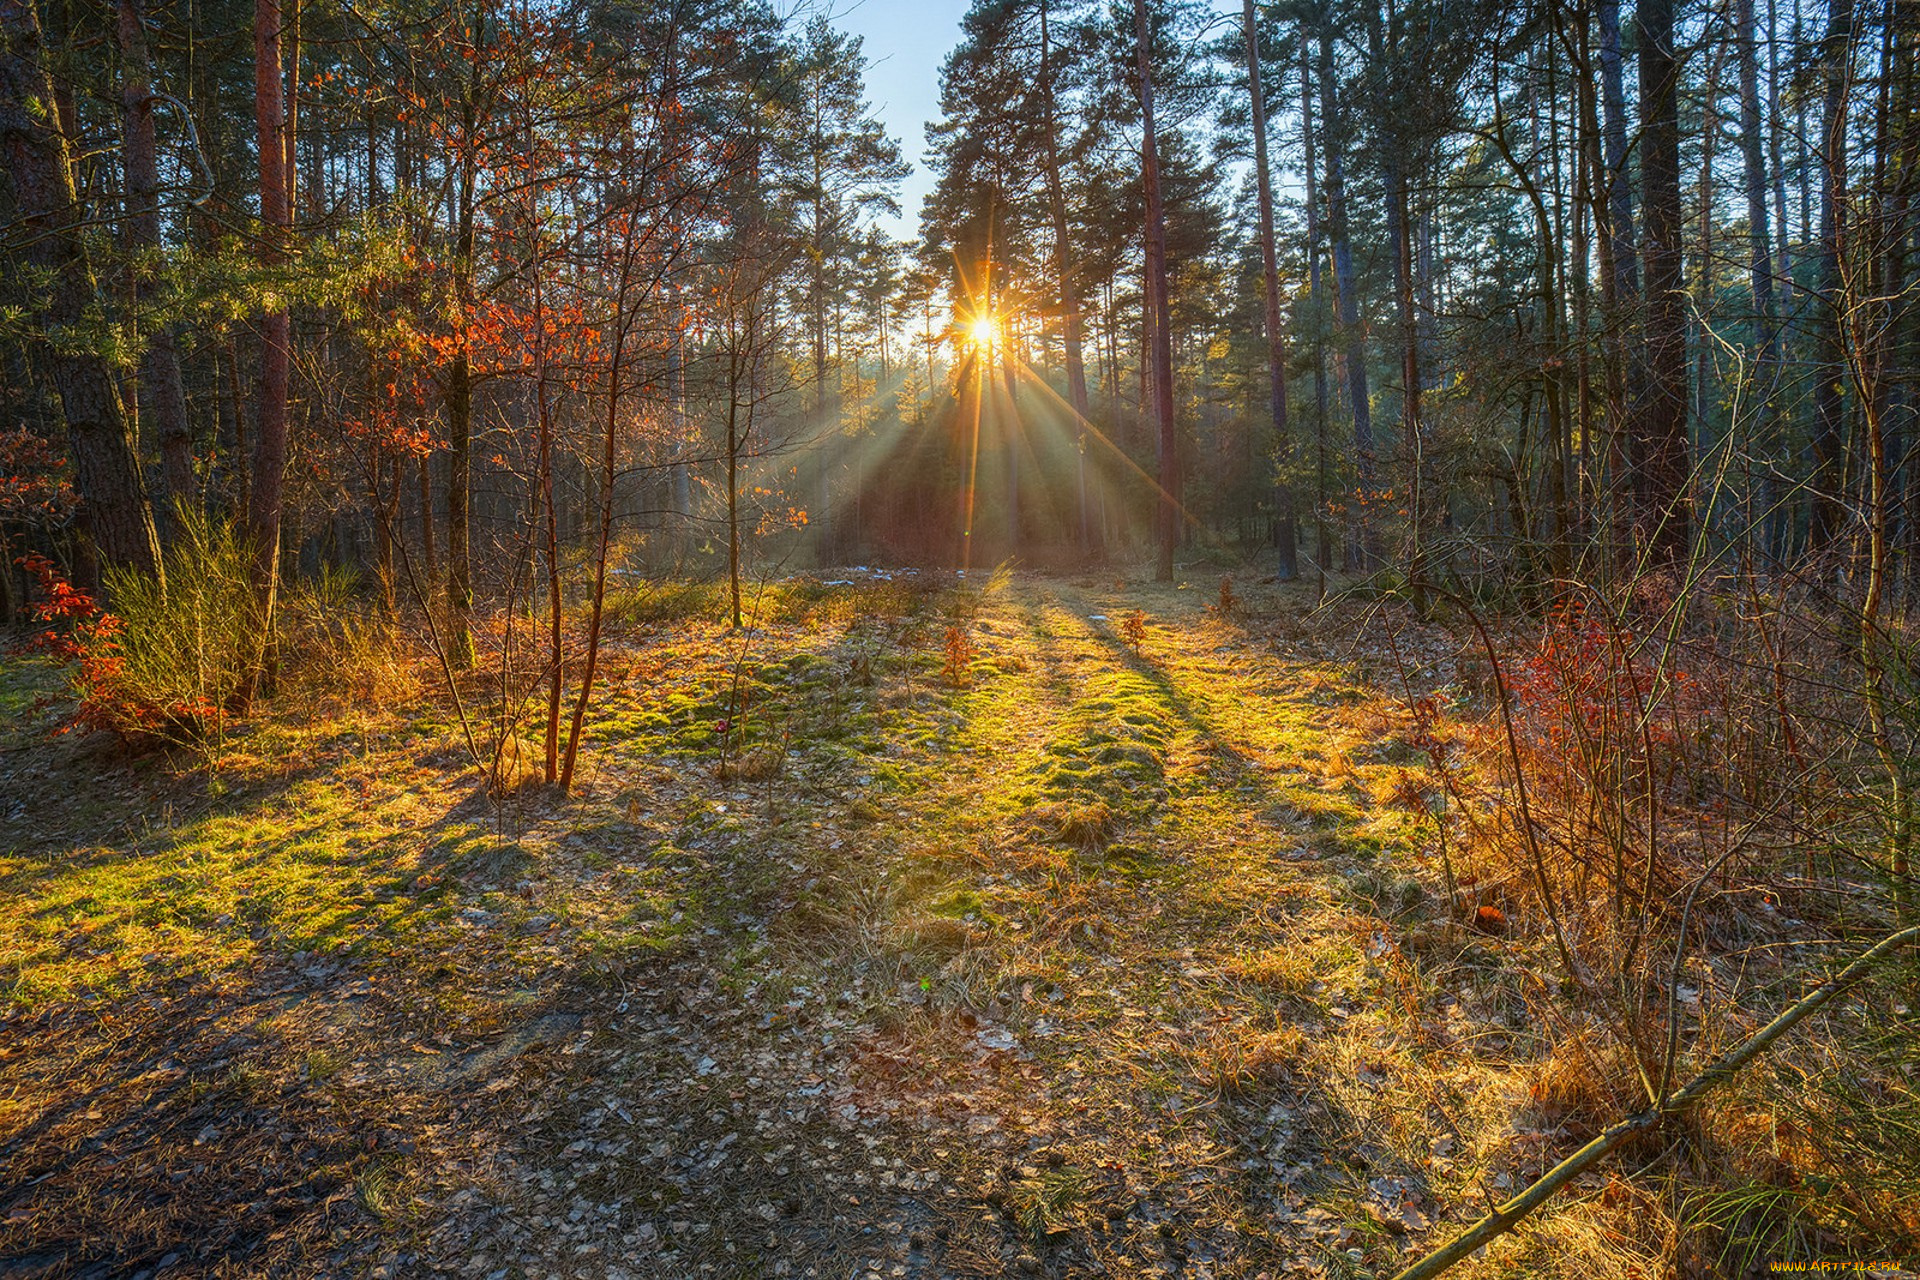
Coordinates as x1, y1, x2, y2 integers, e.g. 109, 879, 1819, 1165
1543, 29, 1572, 573
1736, 0, 1784, 560
1885, 0, 1919, 602
1136, 0, 1178, 582
558, 217, 641, 796
727, 336, 745, 629
1766, 0, 1794, 287
366, 92, 395, 610
0, 0, 162, 582
1003, 324, 1020, 554
418, 449, 437, 585
1636, 0, 1692, 565
1600, 0, 1638, 296
1599, 0, 1639, 563
1694, 34, 1723, 535
444, 28, 479, 668
374, 447, 397, 611
1850, 6, 1909, 911
1242, 0, 1296, 580
1301, 38, 1333, 587
1388, 153, 1424, 606
1371, 3, 1425, 601
117, 0, 195, 511
245, 0, 292, 698
536, 290, 560, 786
1317, 24, 1374, 566
1574, 4, 1602, 544
283, 0, 298, 214
669, 295, 691, 548
1041, 0, 1097, 561
811, 113, 834, 566
1808, 0, 1854, 554
1795, 0, 1813, 266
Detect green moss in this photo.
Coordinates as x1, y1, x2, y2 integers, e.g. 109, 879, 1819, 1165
928, 889, 987, 918
1029, 672, 1175, 815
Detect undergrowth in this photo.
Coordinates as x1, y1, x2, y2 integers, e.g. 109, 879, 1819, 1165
1380, 573, 1920, 1267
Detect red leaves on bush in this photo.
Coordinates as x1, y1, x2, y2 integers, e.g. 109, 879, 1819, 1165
1510, 601, 1690, 752
17, 552, 99, 660
14, 554, 218, 742
1500, 598, 1709, 812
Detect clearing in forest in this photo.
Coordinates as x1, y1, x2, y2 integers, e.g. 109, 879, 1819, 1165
0, 574, 1851, 1278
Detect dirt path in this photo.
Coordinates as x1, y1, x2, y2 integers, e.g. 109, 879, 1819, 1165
4, 573, 1473, 1280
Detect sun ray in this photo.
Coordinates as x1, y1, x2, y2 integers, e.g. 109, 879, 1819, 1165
997, 348, 1205, 537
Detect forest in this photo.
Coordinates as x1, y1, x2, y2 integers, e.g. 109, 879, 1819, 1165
1, 0, 1917, 1274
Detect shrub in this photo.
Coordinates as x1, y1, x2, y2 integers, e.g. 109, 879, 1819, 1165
1216, 576, 1238, 615
103, 512, 257, 740
20, 513, 258, 744
942, 625, 975, 687
279, 566, 422, 712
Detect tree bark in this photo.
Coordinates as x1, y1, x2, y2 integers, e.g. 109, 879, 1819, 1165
1808, 0, 1853, 554
1766, 0, 1793, 288
1735, 0, 1784, 559
1317, 24, 1374, 567
1242, 0, 1296, 580
1369, 3, 1425, 601
1040, 0, 1098, 561
1389, 150, 1424, 604
1136, 0, 1178, 583
418, 449, 437, 584
245, 0, 292, 698
0, 0, 163, 582
444, 26, 479, 668
1636, 0, 1692, 565
1599, 0, 1638, 563
117, 0, 195, 511
1301, 38, 1333, 586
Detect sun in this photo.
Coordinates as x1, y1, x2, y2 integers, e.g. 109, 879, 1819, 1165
966, 313, 998, 348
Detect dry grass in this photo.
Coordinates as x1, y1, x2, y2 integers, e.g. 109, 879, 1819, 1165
1186, 1021, 1305, 1096
716, 743, 783, 782
1030, 799, 1113, 849
1221, 946, 1322, 998
5, 569, 1913, 1277
888, 912, 986, 958
1520, 1029, 1650, 1141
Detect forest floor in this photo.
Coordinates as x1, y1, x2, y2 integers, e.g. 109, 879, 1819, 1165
0, 571, 1877, 1280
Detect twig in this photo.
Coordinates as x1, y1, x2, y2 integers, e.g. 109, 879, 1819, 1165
1388, 922, 1920, 1280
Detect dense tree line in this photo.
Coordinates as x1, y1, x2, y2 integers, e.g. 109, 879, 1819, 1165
2, 0, 1917, 639
920, 0, 1917, 599
0, 0, 909, 653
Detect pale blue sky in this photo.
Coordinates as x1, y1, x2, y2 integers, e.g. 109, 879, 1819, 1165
826, 0, 974, 244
